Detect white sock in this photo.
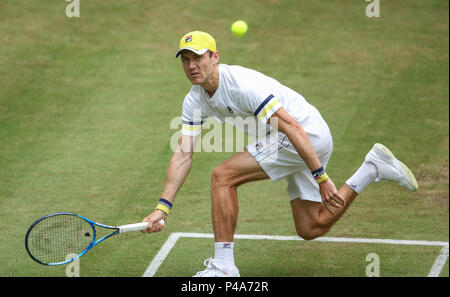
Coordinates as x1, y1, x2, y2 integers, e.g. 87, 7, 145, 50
214, 242, 235, 269
345, 161, 378, 194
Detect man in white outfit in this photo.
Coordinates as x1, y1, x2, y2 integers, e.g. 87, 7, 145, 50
142, 31, 418, 277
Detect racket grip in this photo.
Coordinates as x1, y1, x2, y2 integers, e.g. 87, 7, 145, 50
119, 220, 165, 233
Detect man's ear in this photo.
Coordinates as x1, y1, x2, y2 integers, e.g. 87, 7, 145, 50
212, 50, 220, 65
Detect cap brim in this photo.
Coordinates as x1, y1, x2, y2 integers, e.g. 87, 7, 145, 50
175, 47, 208, 58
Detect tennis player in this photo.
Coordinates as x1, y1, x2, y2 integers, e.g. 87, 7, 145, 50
142, 31, 418, 277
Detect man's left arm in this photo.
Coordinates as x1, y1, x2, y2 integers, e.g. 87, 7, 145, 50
269, 107, 345, 213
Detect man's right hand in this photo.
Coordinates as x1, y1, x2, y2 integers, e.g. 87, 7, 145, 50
141, 210, 167, 233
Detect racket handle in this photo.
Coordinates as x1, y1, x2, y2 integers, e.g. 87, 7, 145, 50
119, 220, 165, 233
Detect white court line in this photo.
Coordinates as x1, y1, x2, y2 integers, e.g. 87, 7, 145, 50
428, 244, 449, 277
142, 232, 449, 277
143, 233, 181, 278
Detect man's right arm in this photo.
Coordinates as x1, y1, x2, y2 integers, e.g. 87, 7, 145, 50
142, 134, 199, 233
161, 134, 198, 201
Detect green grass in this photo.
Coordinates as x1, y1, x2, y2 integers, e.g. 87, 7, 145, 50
0, 0, 448, 277
158, 238, 444, 277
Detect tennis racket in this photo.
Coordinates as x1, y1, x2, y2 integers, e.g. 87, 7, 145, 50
25, 212, 163, 266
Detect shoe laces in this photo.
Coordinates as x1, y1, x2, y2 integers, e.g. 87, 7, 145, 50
193, 257, 220, 276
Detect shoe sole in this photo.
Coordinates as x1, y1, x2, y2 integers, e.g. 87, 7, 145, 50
373, 143, 419, 192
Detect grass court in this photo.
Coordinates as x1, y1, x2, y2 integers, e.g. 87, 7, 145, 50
0, 0, 448, 277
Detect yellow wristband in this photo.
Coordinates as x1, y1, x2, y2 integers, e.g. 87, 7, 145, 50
316, 173, 329, 184
156, 204, 170, 215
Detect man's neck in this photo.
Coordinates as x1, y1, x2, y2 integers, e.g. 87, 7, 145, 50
202, 67, 220, 97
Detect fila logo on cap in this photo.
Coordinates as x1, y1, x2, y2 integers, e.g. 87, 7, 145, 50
185, 35, 192, 42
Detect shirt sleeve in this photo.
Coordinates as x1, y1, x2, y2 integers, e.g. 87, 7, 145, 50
251, 94, 282, 124
181, 92, 205, 136
181, 119, 203, 136
233, 71, 283, 124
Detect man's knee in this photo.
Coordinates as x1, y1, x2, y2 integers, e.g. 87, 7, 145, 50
295, 226, 321, 241
211, 164, 234, 188
294, 219, 330, 240
291, 199, 332, 240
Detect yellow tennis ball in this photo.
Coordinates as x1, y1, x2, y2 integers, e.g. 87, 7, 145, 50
231, 20, 248, 37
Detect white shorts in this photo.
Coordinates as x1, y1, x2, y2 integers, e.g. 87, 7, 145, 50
246, 113, 333, 203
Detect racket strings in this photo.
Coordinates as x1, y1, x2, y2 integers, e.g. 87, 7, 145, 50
27, 214, 93, 264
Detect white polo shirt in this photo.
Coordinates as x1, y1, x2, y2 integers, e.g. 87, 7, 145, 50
181, 64, 320, 137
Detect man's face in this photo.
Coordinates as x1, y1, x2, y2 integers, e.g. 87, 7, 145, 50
180, 50, 219, 85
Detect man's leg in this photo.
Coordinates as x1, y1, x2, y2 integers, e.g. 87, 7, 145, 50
291, 184, 358, 240
193, 149, 269, 277
210, 150, 269, 242
291, 143, 418, 240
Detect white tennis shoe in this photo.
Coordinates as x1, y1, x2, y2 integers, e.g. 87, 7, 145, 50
365, 143, 418, 192
193, 258, 240, 277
